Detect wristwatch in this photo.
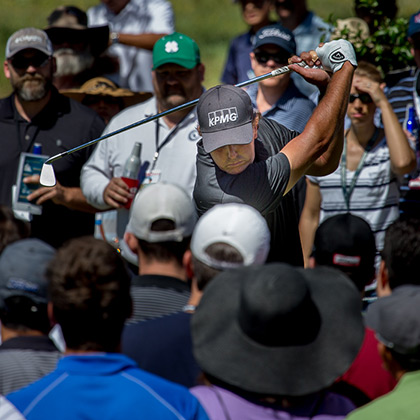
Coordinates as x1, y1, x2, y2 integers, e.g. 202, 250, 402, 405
110, 32, 120, 45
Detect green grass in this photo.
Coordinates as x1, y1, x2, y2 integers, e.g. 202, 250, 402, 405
0, 0, 418, 95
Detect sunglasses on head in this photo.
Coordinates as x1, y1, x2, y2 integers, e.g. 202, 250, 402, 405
349, 93, 373, 104
9, 53, 50, 70
254, 50, 290, 65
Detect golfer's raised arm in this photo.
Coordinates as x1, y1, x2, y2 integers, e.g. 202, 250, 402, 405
281, 40, 357, 195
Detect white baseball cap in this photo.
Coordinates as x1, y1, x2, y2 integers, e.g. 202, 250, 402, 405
190, 203, 270, 269
126, 183, 196, 242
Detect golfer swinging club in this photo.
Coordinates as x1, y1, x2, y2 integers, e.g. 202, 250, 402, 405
194, 39, 357, 266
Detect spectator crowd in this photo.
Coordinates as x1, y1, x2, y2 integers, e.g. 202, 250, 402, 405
0, 0, 420, 419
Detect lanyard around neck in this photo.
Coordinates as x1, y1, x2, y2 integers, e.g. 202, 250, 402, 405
341, 127, 379, 210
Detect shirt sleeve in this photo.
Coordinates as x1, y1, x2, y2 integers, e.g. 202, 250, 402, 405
80, 125, 115, 210
147, 0, 175, 33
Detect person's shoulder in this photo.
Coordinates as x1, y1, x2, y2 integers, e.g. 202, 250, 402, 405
6, 369, 61, 408
307, 11, 333, 30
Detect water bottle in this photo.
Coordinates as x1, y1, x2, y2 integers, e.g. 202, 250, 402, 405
121, 142, 142, 209
32, 143, 42, 155
404, 103, 419, 139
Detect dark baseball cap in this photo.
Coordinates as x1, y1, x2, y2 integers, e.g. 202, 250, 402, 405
408, 9, 420, 38
0, 239, 56, 309
253, 23, 296, 56
197, 85, 254, 153
6, 28, 53, 59
312, 213, 376, 291
366, 285, 420, 357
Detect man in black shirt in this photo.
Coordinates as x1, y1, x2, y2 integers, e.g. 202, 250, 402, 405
1, 27, 105, 247
194, 39, 357, 265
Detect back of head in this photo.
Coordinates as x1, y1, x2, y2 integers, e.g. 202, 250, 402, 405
0, 239, 56, 334
312, 213, 376, 292
190, 203, 270, 290
366, 285, 420, 372
47, 236, 131, 352
192, 263, 364, 397
126, 183, 196, 264
0, 205, 30, 255
381, 218, 420, 290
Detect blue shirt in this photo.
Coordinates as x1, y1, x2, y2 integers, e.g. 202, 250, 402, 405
122, 312, 200, 388
221, 30, 256, 85
7, 353, 208, 420
246, 81, 315, 133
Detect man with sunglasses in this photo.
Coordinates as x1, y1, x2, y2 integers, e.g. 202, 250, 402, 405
0, 28, 105, 248
248, 23, 315, 134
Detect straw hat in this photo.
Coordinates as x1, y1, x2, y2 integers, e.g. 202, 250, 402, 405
60, 77, 152, 108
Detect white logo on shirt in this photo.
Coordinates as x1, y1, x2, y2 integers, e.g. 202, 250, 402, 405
208, 107, 238, 127
165, 41, 179, 53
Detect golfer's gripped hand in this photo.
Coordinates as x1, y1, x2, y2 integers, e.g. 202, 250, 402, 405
288, 51, 330, 90
316, 39, 357, 73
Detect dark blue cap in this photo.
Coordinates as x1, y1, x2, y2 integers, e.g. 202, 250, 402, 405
408, 10, 420, 38
253, 23, 296, 56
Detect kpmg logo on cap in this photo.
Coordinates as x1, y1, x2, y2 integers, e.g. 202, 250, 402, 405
165, 41, 179, 53
258, 28, 291, 42
208, 108, 238, 127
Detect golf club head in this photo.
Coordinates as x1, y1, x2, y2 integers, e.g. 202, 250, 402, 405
40, 163, 57, 187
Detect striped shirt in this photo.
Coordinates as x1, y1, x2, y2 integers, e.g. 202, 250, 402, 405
387, 67, 418, 122
0, 336, 61, 395
308, 136, 400, 255
128, 274, 190, 324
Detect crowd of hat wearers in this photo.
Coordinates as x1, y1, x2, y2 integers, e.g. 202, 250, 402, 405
2, 5, 420, 419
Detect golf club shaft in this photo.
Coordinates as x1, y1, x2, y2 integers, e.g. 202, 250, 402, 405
44, 61, 308, 165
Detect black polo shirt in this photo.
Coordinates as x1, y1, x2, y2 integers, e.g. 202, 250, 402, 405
0, 88, 105, 247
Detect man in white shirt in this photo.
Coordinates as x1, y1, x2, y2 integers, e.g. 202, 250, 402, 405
81, 32, 205, 266
87, 0, 174, 91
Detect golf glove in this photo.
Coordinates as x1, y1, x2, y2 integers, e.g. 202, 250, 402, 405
316, 40, 357, 73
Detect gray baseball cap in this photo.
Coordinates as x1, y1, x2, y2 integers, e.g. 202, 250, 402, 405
190, 203, 270, 269
126, 182, 196, 242
366, 285, 420, 357
197, 85, 254, 153
6, 28, 53, 59
0, 239, 56, 309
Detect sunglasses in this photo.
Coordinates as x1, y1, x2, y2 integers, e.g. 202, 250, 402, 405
349, 93, 373, 104
254, 51, 290, 65
9, 53, 50, 70
239, 0, 267, 8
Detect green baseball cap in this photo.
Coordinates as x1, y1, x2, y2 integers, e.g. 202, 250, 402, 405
153, 32, 201, 70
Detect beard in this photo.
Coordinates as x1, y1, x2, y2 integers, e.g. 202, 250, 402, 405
13, 73, 51, 102
54, 48, 94, 77
159, 86, 188, 110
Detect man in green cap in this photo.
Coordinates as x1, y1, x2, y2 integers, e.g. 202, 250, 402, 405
81, 32, 205, 268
